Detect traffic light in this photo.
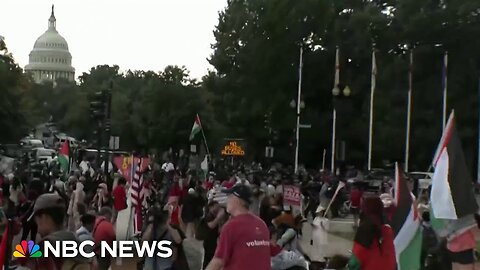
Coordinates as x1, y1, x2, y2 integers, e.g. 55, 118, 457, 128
89, 91, 106, 121
264, 112, 273, 130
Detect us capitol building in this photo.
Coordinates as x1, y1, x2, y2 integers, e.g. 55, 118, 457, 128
25, 5, 75, 83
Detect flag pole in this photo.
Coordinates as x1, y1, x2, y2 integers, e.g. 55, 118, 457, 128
197, 114, 211, 157
331, 109, 336, 173
331, 46, 339, 174
442, 51, 448, 130
477, 77, 480, 184
294, 46, 303, 175
367, 46, 376, 171
322, 149, 326, 171
405, 50, 413, 172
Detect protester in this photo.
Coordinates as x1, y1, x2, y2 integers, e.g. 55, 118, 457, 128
92, 183, 109, 212
348, 196, 396, 270
447, 225, 476, 270
19, 193, 90, 270
349, 183, 363, 228
142, 206, 182, 270
181, 188, 204, 238
77, 213, 96, 242
196, 201, 225, 269
93, 207, 116, 270
112, 177, 127, 224
206, 184, 271, 270
203, 172, 215, 191
67, 180, 85, 231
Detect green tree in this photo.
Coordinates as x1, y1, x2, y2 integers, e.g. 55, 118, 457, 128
0, 38, 27, 142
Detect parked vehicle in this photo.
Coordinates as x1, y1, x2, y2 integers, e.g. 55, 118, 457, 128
20, 138, 44, 149
55, 134, 78, 149
31, 147, 56, 164
408, 171, 433, 196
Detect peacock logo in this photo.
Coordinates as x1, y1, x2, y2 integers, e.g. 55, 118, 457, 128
13, 240, 43, 258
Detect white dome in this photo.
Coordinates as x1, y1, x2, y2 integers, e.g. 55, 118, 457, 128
25, 5, 75, 82
33, 31, 69, 51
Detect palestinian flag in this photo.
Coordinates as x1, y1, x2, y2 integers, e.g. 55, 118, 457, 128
430, 111, 478, 236
58, 140, 70, 174
391, 163, 422, 270
189, 114, 202, 141
200, 154, 209, 179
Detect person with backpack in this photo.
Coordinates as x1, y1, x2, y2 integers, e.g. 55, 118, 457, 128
92, 207, 116, 270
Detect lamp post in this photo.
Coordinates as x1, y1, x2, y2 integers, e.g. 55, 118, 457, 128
331, 84, 351, 175
290, 98, 305, 174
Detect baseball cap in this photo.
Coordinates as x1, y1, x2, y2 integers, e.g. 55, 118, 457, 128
222, 184, 252, 204
28, 193, 65, 221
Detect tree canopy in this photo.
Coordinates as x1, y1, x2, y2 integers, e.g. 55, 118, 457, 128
2, 0, 480, 172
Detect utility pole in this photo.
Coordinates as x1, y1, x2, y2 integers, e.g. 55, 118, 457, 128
104, 81, 113, 176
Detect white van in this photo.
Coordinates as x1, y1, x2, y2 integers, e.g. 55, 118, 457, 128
57, 136, 78, 149
20, 139, 44, 149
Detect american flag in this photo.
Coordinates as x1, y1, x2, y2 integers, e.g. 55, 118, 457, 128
131, 158, 147, 233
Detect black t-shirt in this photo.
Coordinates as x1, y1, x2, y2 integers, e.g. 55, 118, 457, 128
202, 213, 219, 256
181, 194, 204, 222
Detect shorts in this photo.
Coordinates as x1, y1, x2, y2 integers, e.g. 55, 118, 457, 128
449, 249, 475, 264
350, 207, 359, 215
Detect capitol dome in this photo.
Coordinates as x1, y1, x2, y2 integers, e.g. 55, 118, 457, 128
25, 5, 75, 83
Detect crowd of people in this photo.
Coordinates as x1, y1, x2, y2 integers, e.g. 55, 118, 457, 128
0, 154, 479, 270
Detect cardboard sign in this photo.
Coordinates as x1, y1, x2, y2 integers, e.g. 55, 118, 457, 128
283, 185, 301, 206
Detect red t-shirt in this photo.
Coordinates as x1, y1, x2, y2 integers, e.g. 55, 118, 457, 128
203, 181, 214, 191
222, 181, 235, 189
93, 217, 116, 254
112, 185, 127, 211
350, 189, 363, 208
214, 213, 271, 270
352, 225, 396, 270
170, 206, 180, 226
169, 184, 188, 201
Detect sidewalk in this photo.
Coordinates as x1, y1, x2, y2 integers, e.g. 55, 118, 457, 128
299, 218, 354, 262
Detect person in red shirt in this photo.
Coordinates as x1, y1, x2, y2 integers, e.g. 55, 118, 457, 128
169, 176, 189, 202
93, 207, 116, 270
222, 175, 236, 189
166, 196, 181, 228
112, 177, 127, 224
206, 184, 271, 270
350, 183, 364, 227
203, 172, 216, 191
349, 196, 396, 270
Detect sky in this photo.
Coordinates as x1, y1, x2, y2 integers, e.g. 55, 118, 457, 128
0, 0, 228, 79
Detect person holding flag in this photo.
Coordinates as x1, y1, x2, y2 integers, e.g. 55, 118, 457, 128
348, 196, 396, 270
430, 111, 479, 270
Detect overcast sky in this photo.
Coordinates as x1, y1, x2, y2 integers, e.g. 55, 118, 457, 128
1, 0, 228, 79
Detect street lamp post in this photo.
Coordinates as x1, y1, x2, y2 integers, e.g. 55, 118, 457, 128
332, 84, 351, 175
